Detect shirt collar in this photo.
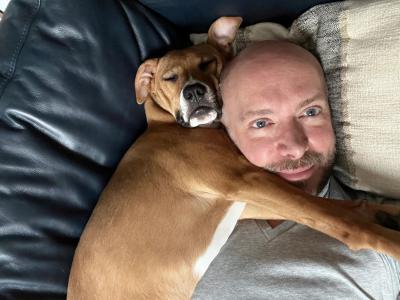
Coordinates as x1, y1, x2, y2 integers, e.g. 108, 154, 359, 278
317, 177, 331, 198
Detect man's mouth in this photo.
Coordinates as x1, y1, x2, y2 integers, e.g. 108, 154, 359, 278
276, 165, 314, 181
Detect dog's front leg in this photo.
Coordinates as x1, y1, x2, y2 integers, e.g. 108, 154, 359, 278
240, 203, 284, 220
224, 169, 400, 260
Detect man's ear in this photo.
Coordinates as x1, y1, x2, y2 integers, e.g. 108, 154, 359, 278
134, 58, 159, 104
207, 16, 243, 56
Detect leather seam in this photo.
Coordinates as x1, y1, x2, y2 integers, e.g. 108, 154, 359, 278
0, 0, 41, 97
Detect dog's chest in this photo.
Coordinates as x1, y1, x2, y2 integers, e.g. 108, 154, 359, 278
193, 201, 246, 279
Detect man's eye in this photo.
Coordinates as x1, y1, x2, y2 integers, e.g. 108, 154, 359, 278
304, 107, 321, 117
251, 119, 270, 129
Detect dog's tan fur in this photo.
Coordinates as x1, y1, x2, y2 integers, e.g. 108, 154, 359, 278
67, 17, 400, 300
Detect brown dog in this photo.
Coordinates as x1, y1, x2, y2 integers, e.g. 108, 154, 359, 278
67, 17, 400, 300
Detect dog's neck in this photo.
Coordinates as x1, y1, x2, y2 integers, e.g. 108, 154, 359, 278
144, 100, 176, 126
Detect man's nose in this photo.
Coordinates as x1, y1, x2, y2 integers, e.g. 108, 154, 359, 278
274, 119, 309, 160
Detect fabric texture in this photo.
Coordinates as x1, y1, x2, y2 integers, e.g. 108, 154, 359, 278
192, 177, 400, 299
289, 0, 400, 198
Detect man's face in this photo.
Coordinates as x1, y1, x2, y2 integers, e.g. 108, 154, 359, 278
221, 42, 336, 195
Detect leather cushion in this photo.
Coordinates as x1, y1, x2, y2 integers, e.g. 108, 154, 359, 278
0, 0, 186, 298
138, 0, 337, 32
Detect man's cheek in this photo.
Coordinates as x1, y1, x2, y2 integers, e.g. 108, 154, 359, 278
232, 128, 272, 168
309, 127, 335, 154
240, 140, 268, 168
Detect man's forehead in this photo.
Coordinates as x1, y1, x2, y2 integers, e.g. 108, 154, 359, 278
223, 42, 322, 84
222, 59, 325, 101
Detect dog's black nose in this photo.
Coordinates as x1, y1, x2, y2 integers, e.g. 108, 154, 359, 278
183, 83, 206, 103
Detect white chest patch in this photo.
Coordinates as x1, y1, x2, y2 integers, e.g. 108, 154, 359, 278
193, 201, 246, 279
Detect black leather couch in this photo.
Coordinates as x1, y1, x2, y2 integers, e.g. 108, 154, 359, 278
0, 0, 334, 299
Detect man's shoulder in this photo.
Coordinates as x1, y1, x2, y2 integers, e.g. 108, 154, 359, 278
331, 175, 398, 204
329, 176, 358, 199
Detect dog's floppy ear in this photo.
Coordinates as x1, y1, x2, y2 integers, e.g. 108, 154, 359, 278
134, 58, 159, 104
207, 16, 242, 56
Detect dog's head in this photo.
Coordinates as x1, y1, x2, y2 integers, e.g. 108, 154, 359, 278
135, 17, 242, 128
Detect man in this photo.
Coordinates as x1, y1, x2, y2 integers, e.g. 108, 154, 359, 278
192, 41, 400, 299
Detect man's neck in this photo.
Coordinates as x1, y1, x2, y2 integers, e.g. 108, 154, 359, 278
267, 219, 284, 228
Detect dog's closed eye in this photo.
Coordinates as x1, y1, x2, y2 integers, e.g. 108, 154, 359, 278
163, 73, 179, 82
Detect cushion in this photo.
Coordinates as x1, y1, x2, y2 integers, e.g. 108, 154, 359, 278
139, 0, 336, 32
0, 0, 185, 298
289, 0, 400, 198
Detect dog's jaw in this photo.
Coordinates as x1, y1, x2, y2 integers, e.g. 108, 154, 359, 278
189, 108, 218, 127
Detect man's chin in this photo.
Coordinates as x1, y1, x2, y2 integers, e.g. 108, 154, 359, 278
286, 166, 332, 195
275, 166, 324, 195
282, 179, 317, 195
291, 180, 307, 191
275, 171, 310, 193
264, 148, 336, 195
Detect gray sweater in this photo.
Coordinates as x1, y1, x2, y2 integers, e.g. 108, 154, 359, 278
192, 177, 400, 299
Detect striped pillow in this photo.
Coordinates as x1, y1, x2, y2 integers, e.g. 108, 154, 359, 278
289, 0, 400, 198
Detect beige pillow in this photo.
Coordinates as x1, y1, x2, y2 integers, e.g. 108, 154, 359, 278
289, 0, 400, 198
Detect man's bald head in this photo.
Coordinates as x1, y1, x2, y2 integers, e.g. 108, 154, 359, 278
220, 40, 326, 104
